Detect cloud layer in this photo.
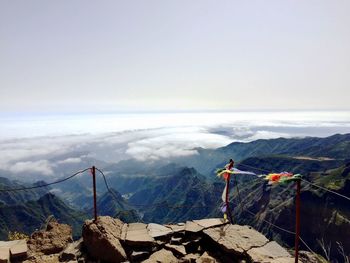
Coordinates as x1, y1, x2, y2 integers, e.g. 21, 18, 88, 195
1, 111, 350, 180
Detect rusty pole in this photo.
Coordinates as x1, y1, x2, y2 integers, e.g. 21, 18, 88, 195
295, 179, 301, 263
92, 166, 98, 222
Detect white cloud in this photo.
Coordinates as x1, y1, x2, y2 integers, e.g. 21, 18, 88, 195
126, 128, 233, 161
57, 157, 82, 164
49, 188, 62, 194
9, 160, 54, 176
0, 111, 349, 180
245, 131, 292, 141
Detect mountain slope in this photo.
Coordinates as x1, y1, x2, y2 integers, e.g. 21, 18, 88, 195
177, 133, 350, 176
0, 177, 49, 206
0, 193, 88, 239
95, 188, 140, 222
128, 167, 223, 224
228, 162, 350, 262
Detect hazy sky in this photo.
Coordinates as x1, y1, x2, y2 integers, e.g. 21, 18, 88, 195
1, 1, 350, 112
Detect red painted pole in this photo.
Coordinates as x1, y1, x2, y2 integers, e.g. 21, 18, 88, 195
295, 179, 301, 263
92, 166, 98, 222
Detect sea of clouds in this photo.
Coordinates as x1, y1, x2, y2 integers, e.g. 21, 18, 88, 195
1, 111, 350, 180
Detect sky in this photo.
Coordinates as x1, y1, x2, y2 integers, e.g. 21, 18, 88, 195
1, 0, 350, 113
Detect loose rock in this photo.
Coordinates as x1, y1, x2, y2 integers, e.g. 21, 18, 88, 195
142, 249, 178, 263
59, 238, 83, 262
247, 241, 292, 263
203, 225, 269, 255
82, 216, 127, 263
28, 219, 72, 255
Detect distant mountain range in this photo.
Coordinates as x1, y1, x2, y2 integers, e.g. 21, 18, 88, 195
0, 193, 87, 239
175, 133, 350, 176
0, 133, 349, 260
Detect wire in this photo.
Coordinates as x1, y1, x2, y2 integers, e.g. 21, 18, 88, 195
238, 162, 350, 202
233, 178, 295, 235
0, 168, 91, 192
95, 167, 121, 202
237, 162, 271, 174
299, 236, 318, 255
233, 175, 321, 257
301, 178, 350, 201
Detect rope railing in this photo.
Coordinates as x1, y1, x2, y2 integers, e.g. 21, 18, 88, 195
0, 168, 91, 192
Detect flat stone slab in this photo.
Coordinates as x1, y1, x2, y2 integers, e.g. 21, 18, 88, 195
142, 248, 178, 263
131, 251, 150, 261
270, 258, 296, 263
0, 240, 26, 248
180, 253, 201, 262
147, 223, 173, 239
0, 239, 27, 260
197, 251, 217, 263
185, 221, 204, 233
170, 236, 183, 245
166, 223, 186, 233
193, 218, 225, 229
125, 223, 155, 246
164, 244, 186, 257
248, 241, 291, 263
203, 225, 269, 255
0, 247, 10, 263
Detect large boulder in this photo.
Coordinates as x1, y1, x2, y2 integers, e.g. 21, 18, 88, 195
82, 216, 127, 263
203, 225, 269, 256
59, 238, 83, 261
247, 241, 292, 263
28, 219, 72, 255
142, 249, 178, 263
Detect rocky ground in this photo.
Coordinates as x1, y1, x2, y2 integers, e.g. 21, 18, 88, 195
0, 216, 325, 263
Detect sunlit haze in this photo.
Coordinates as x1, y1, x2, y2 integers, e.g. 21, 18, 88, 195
1, 1, 350, 112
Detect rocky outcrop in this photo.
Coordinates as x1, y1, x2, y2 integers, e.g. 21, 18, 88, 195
1, 216, 322, 263
142, 248, 178, 263
28, 219, 72, 255
80, 216, 302, 263
203, 224, 269, 255
82, 216, 127, 262
59, 238, 83, 261
247, 241, 294, 263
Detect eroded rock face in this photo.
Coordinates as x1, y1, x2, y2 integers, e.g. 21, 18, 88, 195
196, 251, 217, 263
142, 248, 178, 263
247, 241, 292, 263
82, 216, 127, 263
59, 238, 83, 261
28, 219, 72, 255
32, 216, 299, 263
147, 223, 173, 239
203, 224, 269, 255
299, 251, 326, 263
